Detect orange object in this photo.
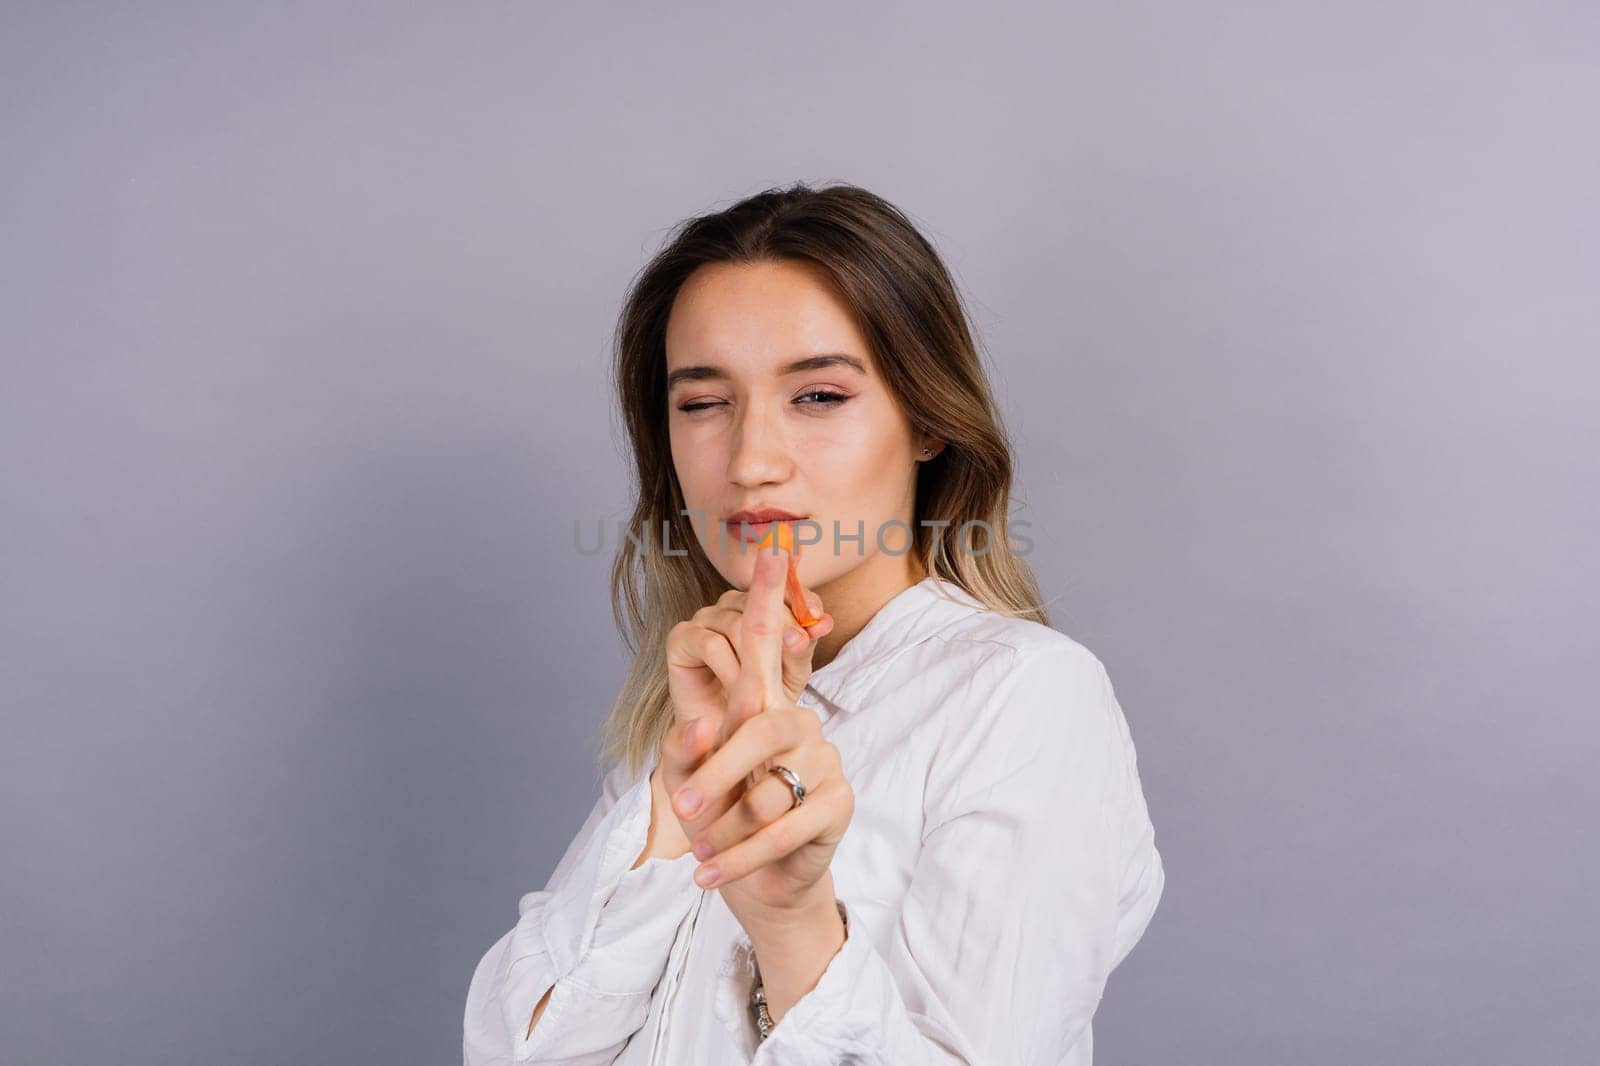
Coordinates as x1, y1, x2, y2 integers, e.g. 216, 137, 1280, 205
759, 522, 823, 627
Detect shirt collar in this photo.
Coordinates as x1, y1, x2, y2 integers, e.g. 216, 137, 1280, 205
799, 574, 986, 717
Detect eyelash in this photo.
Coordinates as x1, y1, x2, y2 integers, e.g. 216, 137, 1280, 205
678, 390, 851, 414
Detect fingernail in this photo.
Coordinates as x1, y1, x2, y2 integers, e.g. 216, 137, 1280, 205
783, 626, 804, 650
695, 864, 720, 887
675, 787, 701, 816
692, 839, 714, 860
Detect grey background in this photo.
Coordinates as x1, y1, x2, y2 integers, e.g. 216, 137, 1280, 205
3, 3, 1595, 1064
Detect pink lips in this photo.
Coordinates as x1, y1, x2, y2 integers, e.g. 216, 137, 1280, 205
724, 508, 806, 542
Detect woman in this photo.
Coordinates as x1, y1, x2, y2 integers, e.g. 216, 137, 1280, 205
463, 182, 1165, 1064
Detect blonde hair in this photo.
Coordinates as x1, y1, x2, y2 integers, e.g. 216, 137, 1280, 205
598, 181, 1050, 781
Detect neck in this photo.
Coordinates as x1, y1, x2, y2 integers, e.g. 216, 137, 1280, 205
810, 551, 928, 670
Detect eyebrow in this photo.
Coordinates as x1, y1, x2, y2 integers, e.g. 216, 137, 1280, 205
665, 353, 867, 391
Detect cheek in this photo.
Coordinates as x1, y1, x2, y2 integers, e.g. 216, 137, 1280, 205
669, 427, 729, 532
807, 418, 911, 501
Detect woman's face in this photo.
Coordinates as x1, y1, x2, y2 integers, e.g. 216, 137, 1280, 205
664, 259, 933, 594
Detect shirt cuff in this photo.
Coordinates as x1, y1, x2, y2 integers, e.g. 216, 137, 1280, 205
565, 844, 700, 994
500, 770, 702, 1056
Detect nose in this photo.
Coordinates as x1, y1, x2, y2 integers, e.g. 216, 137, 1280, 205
726, 403, 793, 488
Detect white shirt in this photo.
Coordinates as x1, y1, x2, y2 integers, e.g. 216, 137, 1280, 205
464, 574, 1165, 1065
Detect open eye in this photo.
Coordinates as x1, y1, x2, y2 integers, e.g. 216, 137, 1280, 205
795, 389, 850, 408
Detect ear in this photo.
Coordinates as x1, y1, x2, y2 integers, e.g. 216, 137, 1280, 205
917, 435, 944, 461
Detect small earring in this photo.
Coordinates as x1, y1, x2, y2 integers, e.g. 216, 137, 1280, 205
922, 448, 933, 457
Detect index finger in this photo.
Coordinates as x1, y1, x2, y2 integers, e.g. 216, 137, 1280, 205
734, 544, 790, 720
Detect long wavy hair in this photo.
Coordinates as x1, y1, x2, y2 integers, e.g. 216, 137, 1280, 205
598, 181, 1049, 780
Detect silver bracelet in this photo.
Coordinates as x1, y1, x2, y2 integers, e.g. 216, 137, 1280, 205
751, 900, 849, 1041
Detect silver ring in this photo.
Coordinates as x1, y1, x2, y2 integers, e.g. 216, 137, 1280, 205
768, 765, 806, 809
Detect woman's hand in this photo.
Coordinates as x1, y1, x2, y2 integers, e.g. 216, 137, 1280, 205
657, 556, 834, 849
670, 586, 833, 724
670, 547, 856, 927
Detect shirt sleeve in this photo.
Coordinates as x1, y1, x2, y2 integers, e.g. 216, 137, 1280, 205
463, 756, 705, 1065
727, 641, 1166, 1064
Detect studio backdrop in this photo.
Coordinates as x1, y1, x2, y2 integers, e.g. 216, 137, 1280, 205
3, 3, 1594, 1064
